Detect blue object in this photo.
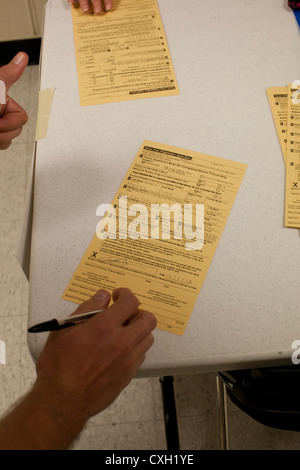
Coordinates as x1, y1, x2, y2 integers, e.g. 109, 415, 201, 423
294, 10, 300, 28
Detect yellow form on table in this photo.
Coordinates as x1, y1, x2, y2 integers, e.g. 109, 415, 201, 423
285, 83, 300, 228
267, 87, 288, 164
71, 0, 179, 106
63, 141, 247, 335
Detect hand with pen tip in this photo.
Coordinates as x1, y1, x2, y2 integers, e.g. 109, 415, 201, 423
68, 0, 113, 14
0, 288, 157, 449
36, 288, 157, 421
0, 52, 29, 150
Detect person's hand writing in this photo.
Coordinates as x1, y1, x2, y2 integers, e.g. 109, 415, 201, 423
34, 287, 156, 447
35, 287, 156, 418
0, 52, 29, 150
68, 0, 113, 14
0, 288, 156, 449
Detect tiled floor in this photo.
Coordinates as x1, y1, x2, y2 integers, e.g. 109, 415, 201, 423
0, 63, 300, 450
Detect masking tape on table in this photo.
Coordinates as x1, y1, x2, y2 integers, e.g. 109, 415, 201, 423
35, 88, 55, 141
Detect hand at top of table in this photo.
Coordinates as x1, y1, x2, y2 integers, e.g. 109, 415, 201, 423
68, 0, 113, 14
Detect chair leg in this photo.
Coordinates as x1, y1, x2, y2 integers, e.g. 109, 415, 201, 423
216, 374, 230, 450
159, 376, 180, 450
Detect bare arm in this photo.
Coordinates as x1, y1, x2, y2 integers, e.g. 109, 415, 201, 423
0, 288, 156, 449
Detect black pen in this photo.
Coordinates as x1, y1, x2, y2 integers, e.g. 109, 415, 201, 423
28, 309, 104, 333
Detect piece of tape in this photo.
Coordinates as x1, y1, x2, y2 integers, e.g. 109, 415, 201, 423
35, 88, 55, 141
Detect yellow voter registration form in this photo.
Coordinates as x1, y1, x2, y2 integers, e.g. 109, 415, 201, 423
267, 84, 300, 228
71, 0, 179, 106
63, 141, 247, 335
285, 83, 300, 228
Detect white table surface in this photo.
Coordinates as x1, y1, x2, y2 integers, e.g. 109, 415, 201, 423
27, 0, 300, 377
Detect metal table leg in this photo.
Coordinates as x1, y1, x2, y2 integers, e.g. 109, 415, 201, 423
160, 376, 180, 450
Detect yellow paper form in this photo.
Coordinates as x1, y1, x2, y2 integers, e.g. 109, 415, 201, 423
71, 0, 179, 106
267, 87, 288, 164
285, 84, 300, 228
62, 141, 247, 335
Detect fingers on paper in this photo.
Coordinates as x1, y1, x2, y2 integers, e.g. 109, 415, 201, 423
69, 0, 112, 13
111, 287, 157, 341
91, 0, 103, 13
90, 1, 112, 13
107, 288, 141, 325
71, 289, 111, 316
104, 0, 113, 10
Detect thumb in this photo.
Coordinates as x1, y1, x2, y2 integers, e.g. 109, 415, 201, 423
71, 289, 111, 316
0, 52, 29, 93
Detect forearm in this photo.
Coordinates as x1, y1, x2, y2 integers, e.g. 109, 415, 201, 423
0, 382, 86, 450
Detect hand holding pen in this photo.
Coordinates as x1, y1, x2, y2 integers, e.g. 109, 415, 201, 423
0, 288, 157, 449
0, 52, 29, 150
33, 288, 157, 441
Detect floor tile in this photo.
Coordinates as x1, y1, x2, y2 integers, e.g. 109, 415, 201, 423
89, 377, 161, 427
71, 419, 165, 450
177, 414, 219, 450
0, 251, 23, 319
173, 373, 219, 418
0, 143, 28, 254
